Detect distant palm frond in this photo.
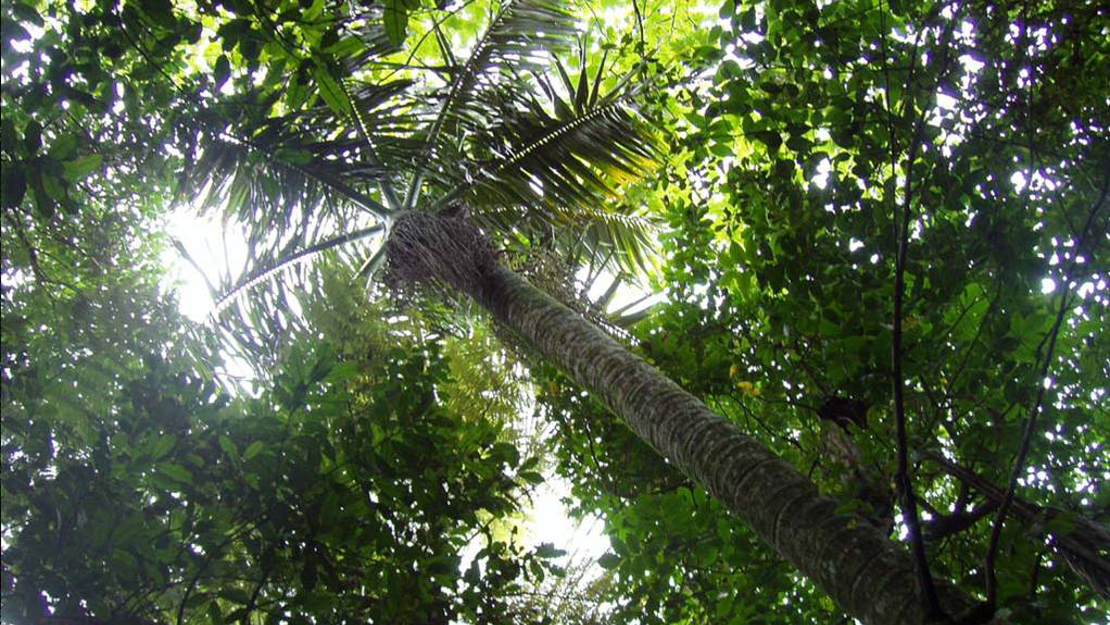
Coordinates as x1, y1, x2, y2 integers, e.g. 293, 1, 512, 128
214, 224, 384, 314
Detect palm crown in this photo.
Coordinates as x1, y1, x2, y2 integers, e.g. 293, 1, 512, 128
177, 0, 660, 352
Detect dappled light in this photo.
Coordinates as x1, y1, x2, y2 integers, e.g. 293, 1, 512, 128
3, 1, 1107, 624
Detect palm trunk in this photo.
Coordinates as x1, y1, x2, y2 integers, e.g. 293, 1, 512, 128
386, 214, 979, 625
472, 265, 981, 625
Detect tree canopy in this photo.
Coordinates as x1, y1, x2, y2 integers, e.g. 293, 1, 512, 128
2, 0, 1107, 624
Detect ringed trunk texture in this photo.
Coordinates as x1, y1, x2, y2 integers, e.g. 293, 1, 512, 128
469, 265, 977, 625
383, 212, 980, 624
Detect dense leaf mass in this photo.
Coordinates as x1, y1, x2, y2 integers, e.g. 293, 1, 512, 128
2, 0, 1107, 624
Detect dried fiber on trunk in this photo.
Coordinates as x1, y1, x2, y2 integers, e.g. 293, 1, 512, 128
385, 209, 632, 345
383, 209, 497, 297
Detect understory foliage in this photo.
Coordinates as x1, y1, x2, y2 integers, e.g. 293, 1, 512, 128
3, 255, 560, 623
2, 0, 1108, 624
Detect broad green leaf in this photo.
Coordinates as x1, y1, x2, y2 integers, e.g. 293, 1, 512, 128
41, 172, 65, 200
63, 154, 103, 181
597, 553, 620, 569
214, 54, 231, 88
150, 434, 176, 460
518, 471, 543, 485
23, 121, 42, 154
157, 463, 193, 484
313, 64, 350, 117
207, 601, 223, 625
243, 440, 265, 460
218, 435, 239, 458
48, 134, 78, 160
1, 165, 26, 208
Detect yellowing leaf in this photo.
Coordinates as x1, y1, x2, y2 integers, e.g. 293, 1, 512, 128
736, 381, 761, 397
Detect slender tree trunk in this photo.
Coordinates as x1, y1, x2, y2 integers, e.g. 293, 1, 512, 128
468, 265, 977, 624
386, 213, 981, 625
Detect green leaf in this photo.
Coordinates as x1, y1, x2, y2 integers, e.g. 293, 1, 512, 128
534, 542, 564, 558
32, 185, 55, 217
325, 361, 359, 382
41, 173, 66, 200
63, 154, 103, 181
218, 435, 239, 459
694, 542, 719, 566
157, 463, 193, 484
218, 587, 252, 604
48, 134, 78, 160
519, 470, 544, 485
140, 0, 176, 27
5, 22, 31, 44
308, 351, 333, 384
109, 550, 139, 576
1, 118, 18, 150
243, 440, 265, 460
1, 165, 26, 209
150, 435, 176, 460
313, 64, 350, 117
1045, 511, 1078, 537
383, 0, 409, 47
24, 121, 42, 154
490, 441, 520, 467
208, 601, 224, 625
574, 57, 590, 114
11, 2, 45, 27
214, 54, 231, 88
597, 553, 620, 569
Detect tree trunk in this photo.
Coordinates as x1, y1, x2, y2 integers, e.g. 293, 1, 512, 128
472, 265, 983, 625
385, 213, 980, 624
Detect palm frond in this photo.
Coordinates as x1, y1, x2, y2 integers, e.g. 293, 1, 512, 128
177, 99, 406, 284
181, 74, 418, 214
481, 99, 656, 200
417, 49, 661, 274
341, 77, 407, 210
432, 44, 659, 213
213, 224, 384, 315
404, 0, 578, 209
294, 77, 424, 184
179, 131, 386, 281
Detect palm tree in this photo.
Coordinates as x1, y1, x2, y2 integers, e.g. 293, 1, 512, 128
179, 1, 982, 623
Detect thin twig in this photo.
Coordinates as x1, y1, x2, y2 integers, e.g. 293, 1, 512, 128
632, 0, 645, 49
882, 0, 945, 616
